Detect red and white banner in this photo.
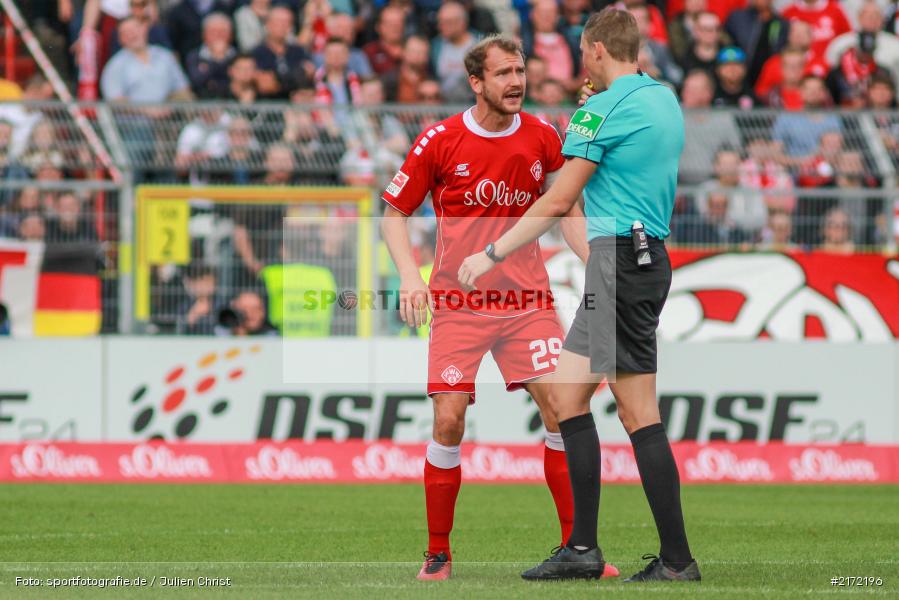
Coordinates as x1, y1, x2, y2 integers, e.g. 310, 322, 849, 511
544, 249, 899, 342
1, 442, 897, 484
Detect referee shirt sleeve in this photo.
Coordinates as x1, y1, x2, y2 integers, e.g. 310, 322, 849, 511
562, 96, 621, 164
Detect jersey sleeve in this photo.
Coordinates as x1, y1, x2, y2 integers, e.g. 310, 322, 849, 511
561, 96, 623, 165
541, 120, 565, 173
381, 128, 441, 216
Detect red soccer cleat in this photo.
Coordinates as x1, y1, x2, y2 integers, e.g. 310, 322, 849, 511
602, 562, 621, 578
417, 551, 451, 581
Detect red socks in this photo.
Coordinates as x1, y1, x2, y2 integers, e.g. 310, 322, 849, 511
544, 445, 574, 546
424, 459, 461, 559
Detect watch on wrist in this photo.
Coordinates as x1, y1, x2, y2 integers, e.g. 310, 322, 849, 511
485, 242, 504, 263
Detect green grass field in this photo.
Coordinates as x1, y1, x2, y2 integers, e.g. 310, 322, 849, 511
0, 484, 896, 598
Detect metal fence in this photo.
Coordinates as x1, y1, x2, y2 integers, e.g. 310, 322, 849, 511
0, 101, 898, 336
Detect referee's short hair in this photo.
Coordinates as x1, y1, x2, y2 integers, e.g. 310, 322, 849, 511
583, 7, 640, 63
464, 34, 526, 79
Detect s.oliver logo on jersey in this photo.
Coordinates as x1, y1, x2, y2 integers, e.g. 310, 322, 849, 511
463, 179, 533, 208
385, 170, 409, 197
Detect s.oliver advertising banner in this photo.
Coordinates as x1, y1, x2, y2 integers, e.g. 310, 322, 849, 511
1, 441, 897, 484
543, 249, 899, 342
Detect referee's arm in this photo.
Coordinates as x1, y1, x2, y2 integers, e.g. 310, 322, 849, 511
458, 157, 596, 287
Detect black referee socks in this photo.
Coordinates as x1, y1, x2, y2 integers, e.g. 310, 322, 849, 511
559, 413, 601, 550
629, 422, 694, 570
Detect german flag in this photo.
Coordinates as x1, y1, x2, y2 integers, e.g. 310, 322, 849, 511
34, 243, 102, 336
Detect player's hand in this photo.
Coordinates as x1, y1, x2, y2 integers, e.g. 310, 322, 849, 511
399, 274, 432, 328
578, 79, 598, 106
457, 252, 495, 291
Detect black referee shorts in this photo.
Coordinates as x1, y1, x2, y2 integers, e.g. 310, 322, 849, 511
562, 236, 672, 374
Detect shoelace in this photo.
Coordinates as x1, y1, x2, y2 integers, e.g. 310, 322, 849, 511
544, 545, 565, 562
422, 551, 448, 574
636, 553, 661, 577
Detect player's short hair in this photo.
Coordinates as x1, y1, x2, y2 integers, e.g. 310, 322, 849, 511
583, 8, 640, 63
464, 34, 525, 79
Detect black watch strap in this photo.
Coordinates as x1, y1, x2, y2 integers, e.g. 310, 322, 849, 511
485, 242, 504, 262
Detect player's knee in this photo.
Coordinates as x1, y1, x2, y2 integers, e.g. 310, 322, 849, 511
433, 412, 466, 445
616, 402, 657, 435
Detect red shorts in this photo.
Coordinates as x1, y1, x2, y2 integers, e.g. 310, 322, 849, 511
427, 308, 565, 401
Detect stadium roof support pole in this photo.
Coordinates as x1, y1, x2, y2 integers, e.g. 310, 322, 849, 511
0, 0, 123, 184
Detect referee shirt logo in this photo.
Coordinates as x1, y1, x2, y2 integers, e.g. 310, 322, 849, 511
566, 109, 603, 140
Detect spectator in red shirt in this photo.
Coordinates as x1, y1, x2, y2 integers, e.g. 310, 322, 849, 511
754, 19, 828, 99
781, 0, 852, 62
797, 130, 843, 187
826, 0, 899, 93
826, 32, 883, 107
382, 35, 433, 103
761, 47, 806, 108
363, 6, 407, 76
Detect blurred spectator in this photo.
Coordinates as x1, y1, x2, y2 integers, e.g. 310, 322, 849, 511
713, 47, 757, 107
675, 191, 749, 245
866, 69, 897, 107
0, 75, 54, 160
630, 2, 683, 87
724, 0, 788, 86
835, 149, 878, 188
755, 19, 828, 100
109, 0, 173, 56
525, 56, 548, 97
679, 70, 741, 184
417, 79, 444, 103
78, 0, 133, 69
383, 35, 433, 103
761, 48, 806, 108
668, 0, 707, 65
797, 130, 842, 187
433, 2, 479, 103
827, 2, 899, 101
282, 84, 345, 185
617, 0, 668, 45
339, 79, 407, 188
164, 0, 231, 64
20, 122, 65, 172
47, 193, 98, 243
695, 149, 767, 232
523, 0, 578, 89
175, 108, 231, 183
177, 265, 218, 335
314, 38, 364, 105
18, 212, 47, 242
782, 0, 852, 62
741, 137, 795, 216
234, 0, 269, 52
101, 17, 193, 101
559, 0, 589, 52
252, 6, 314, 99
679, 11, 724, 76
363, 6, 408, 76
771, 75, 839, 162
220, 290, 278, 336
757, 210, 799, 251
315, 13, 374, 78
209, 116, 262, 185
224, 53, 259, 103
0, 188, 41, 238
185, 12, 235, 98
297, 0, 334, 53
819, 207, 856, 253
0, 120, 16, 180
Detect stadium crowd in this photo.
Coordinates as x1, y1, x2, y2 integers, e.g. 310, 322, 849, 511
1, 0, 897, 334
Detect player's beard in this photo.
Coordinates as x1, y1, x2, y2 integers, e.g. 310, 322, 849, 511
482, 85, 523, 116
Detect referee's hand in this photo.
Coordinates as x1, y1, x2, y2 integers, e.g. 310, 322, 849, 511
458, 251, 495, 291
578, 78, 599, 106
399, 274, 433, 328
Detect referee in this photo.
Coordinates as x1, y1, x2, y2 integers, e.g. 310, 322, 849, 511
458, 7, 699, 582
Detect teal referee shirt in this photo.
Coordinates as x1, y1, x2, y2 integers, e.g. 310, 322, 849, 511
562, 73, 684, 240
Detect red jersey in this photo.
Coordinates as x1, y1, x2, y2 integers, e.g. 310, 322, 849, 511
383, 109, 565, 315
782, 0, 851, 61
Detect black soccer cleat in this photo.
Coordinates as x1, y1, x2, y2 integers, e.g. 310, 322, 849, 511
624, 554, 701, 582
417, 551, 451, 580
521, 545, 606, 581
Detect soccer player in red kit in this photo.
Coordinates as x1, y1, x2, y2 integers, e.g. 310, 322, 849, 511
380, 34, 619, 581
